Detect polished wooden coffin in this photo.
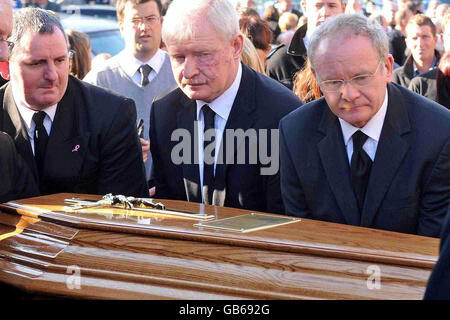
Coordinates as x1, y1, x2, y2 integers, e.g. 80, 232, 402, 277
0, 193, 439, 299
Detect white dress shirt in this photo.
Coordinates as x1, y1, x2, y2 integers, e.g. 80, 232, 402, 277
13, 88, 57, 155
117, 48, 166, 86
339, 88, 388, 164
196, 63, 243, 198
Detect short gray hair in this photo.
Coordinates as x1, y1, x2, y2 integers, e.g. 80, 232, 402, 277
162, 0, 240, 44
308, 14, 389, 70
9, 8, 67, 56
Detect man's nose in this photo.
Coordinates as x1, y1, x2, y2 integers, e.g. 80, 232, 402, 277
182, 56, 199, 79
340, 81, 360, 101
44, 63, 58, 81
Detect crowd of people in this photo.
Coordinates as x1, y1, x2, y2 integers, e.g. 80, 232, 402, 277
0, 0, 449, 298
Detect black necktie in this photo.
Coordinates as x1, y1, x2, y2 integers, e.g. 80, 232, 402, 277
202, 105, 216, 205
350, 130, 372, 211
32, 111, 49, 178
139, 64, 152, 86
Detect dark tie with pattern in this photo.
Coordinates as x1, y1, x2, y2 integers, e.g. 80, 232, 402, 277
350, 130, 372, 212
139, 64, 152, 86
202, 105, 216, 205
32, 111, 49, 178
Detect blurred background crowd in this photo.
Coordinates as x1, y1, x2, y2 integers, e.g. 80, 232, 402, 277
4, 0, 449, 107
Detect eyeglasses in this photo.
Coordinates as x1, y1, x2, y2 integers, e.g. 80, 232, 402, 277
318, 62, 383, 93
1, 39, 14, 51
130, 15, 161, 27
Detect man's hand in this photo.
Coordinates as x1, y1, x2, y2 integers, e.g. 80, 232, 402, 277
140, 138, 150, 163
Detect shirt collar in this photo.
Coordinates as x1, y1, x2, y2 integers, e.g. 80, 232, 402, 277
413, 56, 438, 77
118, 48, 166, 79
196, 63, 242, 122
339, 88, 388, 146
12, 85, 57, 134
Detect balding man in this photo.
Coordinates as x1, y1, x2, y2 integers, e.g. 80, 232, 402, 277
280, 14, 450, 237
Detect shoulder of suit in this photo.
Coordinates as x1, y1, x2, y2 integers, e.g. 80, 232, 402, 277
0, 131, 14, 150
280, 97, 326, 129
152, 87, 183, 108
72, 75, 130, 103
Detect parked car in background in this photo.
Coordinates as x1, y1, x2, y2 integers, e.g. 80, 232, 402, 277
61, 4, 117, 20
59, 13, 124, 57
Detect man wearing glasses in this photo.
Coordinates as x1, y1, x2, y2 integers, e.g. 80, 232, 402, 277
84, 0, 176, 195
279, 14, 450, 237
0, 8, 149, 197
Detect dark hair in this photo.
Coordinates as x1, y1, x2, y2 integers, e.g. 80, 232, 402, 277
116, 0, 163, 24
263, 5, 279, 22
239, 7, 260, 19
67, 29, 91, 79
239, 16, 272, 51
10, 7, 66, 55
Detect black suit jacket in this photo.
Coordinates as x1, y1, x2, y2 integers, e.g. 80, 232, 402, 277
0, 76, 149, 197
150, 64, 302, 213
424, 203, 450, 299
0, 132, 39, 203
280, 83, 450, 237
388, 29, 407, 66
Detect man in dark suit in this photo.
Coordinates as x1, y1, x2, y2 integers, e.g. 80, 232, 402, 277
280, 14, 450, 237
265, 0, 344, 89
424, 203, 450, 299
150, 0, 302, 213
0, 0, 38, 203
1, 8, 149, 197
392, 14, 440, 88
0, 132, 38, 203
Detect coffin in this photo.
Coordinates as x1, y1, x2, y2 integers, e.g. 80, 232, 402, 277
0, 193, 438, 299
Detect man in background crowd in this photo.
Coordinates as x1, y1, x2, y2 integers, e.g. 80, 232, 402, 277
266, 0, 345, 89
393, 14, 440, 87
84, 0, 176, 191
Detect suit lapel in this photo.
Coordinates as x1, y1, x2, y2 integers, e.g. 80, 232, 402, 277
317, 105, 361, 226
2, 85, 38, 180
360, 84, 411, 227
43, 79, 89, 180
177, 94, 202, 203
212, 64, 256, 206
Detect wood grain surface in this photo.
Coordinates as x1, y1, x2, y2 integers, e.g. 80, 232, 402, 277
0, 193, 439, 299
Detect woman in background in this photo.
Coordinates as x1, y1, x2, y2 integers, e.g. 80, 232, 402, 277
67, 29, 92, 80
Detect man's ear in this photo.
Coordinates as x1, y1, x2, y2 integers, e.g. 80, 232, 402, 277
385, 54, 394, 83
232, 33, 244, 59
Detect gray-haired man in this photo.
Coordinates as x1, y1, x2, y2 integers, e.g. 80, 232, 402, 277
280, 14, 450, 237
